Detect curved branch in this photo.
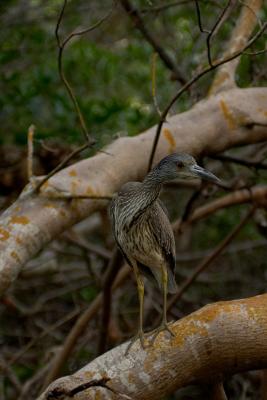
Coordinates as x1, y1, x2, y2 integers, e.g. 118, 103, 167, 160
176, 184, 267, 229
38, 294, 267, 399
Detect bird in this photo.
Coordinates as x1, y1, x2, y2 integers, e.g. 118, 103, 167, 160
109, 153, 220, 352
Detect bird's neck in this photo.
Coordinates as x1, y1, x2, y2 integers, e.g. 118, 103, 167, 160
140, 170, 163, 206
123, 170, 163, 227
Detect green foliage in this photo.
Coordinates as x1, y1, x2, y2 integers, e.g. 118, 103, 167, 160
12, 364, 35, 381
2, 1, 265, 146
79, 286, 98, 302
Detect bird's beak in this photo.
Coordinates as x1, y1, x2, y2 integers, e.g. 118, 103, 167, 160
190, 164, 220, 184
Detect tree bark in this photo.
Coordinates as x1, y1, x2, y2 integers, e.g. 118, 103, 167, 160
38, 294, 267, 400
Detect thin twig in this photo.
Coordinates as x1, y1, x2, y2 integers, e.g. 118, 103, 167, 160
141, 0, 223, 14
98, 248, 123, 354
195, 0, 234, 66
42, 194, 113, 201
147, 21, 267, 171
0, 356, 22, 394
55, 1, 115, 143
206, 0, 233, 67
66, 377, 133, 399
210, 153, 267, 170
46, 377, 112, 399
244, 46, 267, 56
41, 265, 131, 389
194, 0, 210, 33
180, 185, 203, 224
27, 124, 35, 181
151, 53, 162, 116
63, 231, 112, 261
8, 308, 80, 366
61, 7, 115, 48
120, 0, 186, 84
33, 142, 89, 193
172, 185, 267, 233
141, 0, 195, 13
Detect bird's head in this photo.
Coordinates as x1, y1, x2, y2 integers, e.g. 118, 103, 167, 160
155, 153, 220, 183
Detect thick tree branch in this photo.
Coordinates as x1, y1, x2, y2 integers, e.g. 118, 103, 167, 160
38, 294, 267, 400
0, 87, 266, 296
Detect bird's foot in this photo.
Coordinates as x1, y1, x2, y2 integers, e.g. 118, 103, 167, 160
125, 330, 150, 356
151, 321, 175, 345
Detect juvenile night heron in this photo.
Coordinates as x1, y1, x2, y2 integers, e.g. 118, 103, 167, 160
110, 153, 219, 351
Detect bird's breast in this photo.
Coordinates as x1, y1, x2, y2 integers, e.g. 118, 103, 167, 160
116, 215, 164, 267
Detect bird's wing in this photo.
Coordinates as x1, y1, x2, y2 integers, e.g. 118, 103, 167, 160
148, 201, 176, 274
109, 196, 116, 237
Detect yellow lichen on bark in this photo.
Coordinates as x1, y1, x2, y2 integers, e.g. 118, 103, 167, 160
10, 215, 30, 225
10, 251, 21, 263
219, 99, 236, 130
0, 228, 10, 241
163, 128, 176, 153
69, 169, 77, 177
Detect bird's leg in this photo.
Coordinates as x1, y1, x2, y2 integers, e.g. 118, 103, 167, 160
151, 267, 174, 344
125, 265, 149, 355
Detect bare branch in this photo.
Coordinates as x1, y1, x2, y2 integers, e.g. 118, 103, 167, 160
97, 249, 123, 354
195, 0, 236, 66
151, 53, 162, 117
206, 0, 234, 67
119, 0, 186, 84
141, 0, 196, 14
27, 124, 35, 181
210, 153, 267, 170
140, 0, 223, 14
33, 142, 90, 193
42, 265, 130, 389
61, 6, 115, 48
172, 185, 267, 232
194, 0, 210, 34
55, 1, 115, 143
244, 46, 267, 56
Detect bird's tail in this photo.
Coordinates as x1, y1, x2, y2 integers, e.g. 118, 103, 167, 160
167, 271, 178, 294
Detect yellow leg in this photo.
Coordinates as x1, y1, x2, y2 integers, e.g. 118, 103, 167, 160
152, 267, 174, 343
125, 263, 148, 355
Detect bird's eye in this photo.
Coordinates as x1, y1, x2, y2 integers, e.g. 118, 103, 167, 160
176, 161, 183, 168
